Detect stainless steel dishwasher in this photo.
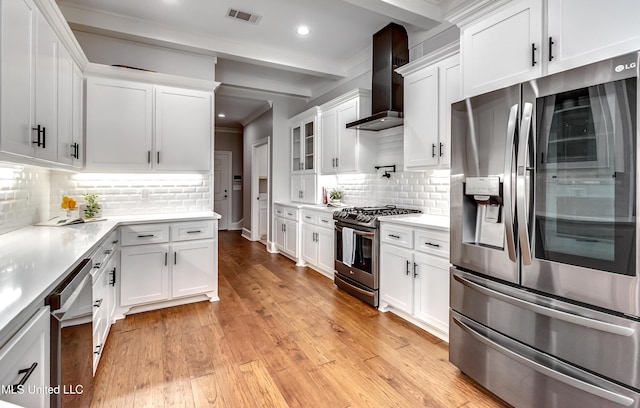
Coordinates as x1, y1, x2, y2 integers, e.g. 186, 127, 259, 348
45, 258, 94, 408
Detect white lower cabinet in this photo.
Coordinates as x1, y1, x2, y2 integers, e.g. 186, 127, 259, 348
274, 205, 299, 260
92, 256, 116, 371
379, 222, 450, 341
300, 209, 335, 278
120, 220, 218, 311
0, 307, 50, 408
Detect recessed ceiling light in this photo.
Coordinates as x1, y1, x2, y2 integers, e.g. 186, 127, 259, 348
297, 26, 310, 36
218, 113, 226, 118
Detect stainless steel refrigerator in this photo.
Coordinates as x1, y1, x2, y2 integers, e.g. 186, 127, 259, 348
450, 51, 640, 408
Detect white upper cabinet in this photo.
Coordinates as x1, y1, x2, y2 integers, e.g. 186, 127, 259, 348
85, 77, 213, 172
290, 173, 316, 204
155, 86, 212, 172
398, 48, 460, 170
546, 0, 640, 75
320, 89, 376, 174
71, 65, 84, 168
290, 108, 318, 174
85, 77, 153, 171
461, 0, 542, 97
0, 0, 59, 162
459, 0, 640, 97
56, 45, 75, 166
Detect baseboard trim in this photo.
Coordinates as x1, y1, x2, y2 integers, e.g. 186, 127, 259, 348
229, 219, 244, 231
241, 228, 253, 241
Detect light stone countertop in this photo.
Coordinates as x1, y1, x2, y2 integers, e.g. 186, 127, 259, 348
0, 211, 220, 347
378, 214, 450, 230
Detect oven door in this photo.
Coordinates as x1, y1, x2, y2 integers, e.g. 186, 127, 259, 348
334, 223, 377, 289
520, 51, 640, 317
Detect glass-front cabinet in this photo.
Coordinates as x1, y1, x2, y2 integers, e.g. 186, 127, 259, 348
290, 107, 319, 174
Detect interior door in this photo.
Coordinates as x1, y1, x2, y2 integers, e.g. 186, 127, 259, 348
214, 152, 231, 230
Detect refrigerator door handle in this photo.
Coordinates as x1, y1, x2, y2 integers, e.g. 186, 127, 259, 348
451, 312, 635, 407
517, 102, 534, 265
503, 104, 519, 262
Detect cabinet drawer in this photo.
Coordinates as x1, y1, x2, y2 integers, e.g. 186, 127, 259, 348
283, 208, 298, 221
120, 224, 170, 246
171, 220, 216, 242
415, 228, 449, 258
91, 230, 119, 268
380, 224, 413, 248
317, 213, 334, 229
301, 210, 318, 225
274, 205, 285, 217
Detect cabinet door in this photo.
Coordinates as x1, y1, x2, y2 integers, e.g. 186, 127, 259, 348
336, 99, 358, 172
71, 65, 83, 168
413, 252, 450, 338
320, 108, 337, 173
85, 77, 153, 170
303, 118, 316, 172
57, 45, 74, 166
301, 224, 318, 265
0, 308, 50, 408
33, 11, 57, 162
274, 217, 286, 251
404, 65, 439, 169
155, 86, 212, 171
437, 55, 461, 168
0, 0, 35, 157
285, 219, 298, 257
462, 0, 542, 97
290, 174, 303, 202
547, 0, 640, 75
291, 123, 303, 172
120, 244, 169, 306
379, 245, 414, 314
171, 240, 216, 298
301, 173, 316, 204
317, 226, 335, 273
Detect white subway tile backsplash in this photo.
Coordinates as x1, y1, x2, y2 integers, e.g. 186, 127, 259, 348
0, 165, 51, 235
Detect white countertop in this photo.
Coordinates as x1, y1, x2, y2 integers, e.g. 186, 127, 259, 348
274, 202, 342, 213
0, 211, 220, 345
379, 214, 450, 230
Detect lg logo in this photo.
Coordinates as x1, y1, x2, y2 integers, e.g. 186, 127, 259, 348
615, 62, 637, 72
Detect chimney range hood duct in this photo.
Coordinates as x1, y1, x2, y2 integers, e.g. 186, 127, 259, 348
346, 23, 408, 131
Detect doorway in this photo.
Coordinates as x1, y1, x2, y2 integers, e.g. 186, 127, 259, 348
251, 137, 270, 243
214, 151, 232, 230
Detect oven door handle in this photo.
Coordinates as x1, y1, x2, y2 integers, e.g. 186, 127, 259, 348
335, 225, 375, 238
453, 273, 635, 337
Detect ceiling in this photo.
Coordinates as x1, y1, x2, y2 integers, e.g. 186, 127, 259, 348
56, 0, 454, 128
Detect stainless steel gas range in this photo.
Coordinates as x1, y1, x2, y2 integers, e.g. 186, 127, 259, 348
333, 206, 421, 307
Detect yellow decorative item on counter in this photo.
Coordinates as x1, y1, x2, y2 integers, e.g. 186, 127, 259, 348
61, 196, 77, 211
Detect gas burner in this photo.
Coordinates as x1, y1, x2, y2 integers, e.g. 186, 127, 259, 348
333, 205, 421, 227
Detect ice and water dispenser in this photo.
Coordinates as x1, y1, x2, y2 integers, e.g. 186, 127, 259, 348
463, 177, 505, 249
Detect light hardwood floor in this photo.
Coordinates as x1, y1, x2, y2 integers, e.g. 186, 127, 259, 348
91, 231, 510, 408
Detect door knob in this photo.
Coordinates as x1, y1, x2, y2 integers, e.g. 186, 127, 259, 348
224, 195, 228, 198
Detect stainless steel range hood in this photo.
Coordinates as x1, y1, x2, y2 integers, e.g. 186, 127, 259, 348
346, 23, 408, 131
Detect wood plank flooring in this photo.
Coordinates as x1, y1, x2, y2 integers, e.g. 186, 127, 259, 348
91, 231, 510, 408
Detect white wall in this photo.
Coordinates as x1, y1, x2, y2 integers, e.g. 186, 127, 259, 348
73, 30, 216, 80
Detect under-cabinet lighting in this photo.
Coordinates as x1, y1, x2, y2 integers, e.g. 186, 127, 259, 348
218, 113, 226, 118
297, 26, 310, 36
72, 173, 204, 182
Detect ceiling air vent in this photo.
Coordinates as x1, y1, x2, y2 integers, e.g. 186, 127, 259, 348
227, 8, 261, 25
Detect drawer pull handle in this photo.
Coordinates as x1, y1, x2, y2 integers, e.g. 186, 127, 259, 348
137, 234, 155, 238
186, 230, 202, 234
94, 299, 103, 308
12, 363, 37, 392
389, 234, 401, 239
109, 267, 116, 286
424, 242, 440, 248
94, 344, 102, 355
93, 262, 102, 269
112, 240, 119, 244
104, 249, 113, 255
305, 216, 312, 219
321, 219, 328, 223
